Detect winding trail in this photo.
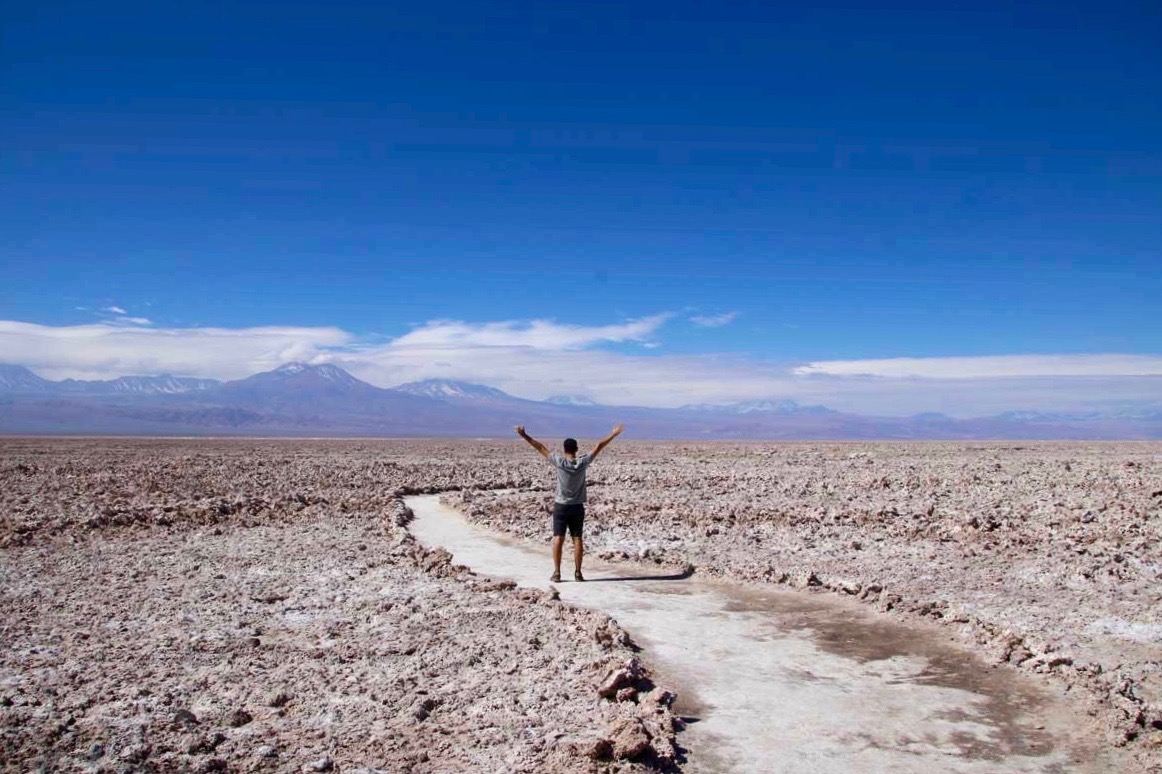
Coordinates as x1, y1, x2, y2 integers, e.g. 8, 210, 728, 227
405, 494, 1114, 773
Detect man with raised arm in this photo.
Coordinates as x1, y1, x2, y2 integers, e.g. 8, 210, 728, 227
515, 423, 625, 583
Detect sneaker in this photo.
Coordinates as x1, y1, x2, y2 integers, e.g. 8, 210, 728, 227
550, 572, 561, 583
574, 571, 585, 582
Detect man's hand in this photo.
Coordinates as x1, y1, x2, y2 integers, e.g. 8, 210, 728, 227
590, 422, 625, 461
516, 425, 550, 458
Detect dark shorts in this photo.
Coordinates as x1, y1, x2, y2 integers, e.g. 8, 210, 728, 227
552, 503, 585, 538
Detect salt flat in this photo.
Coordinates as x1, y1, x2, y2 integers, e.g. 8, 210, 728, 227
1, 439, 1159, 772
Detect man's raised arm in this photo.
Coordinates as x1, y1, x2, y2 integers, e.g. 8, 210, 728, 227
515, 425, 551, 459
589, 423, 625, 461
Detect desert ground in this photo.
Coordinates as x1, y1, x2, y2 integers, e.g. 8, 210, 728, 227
1, 439, 1159, 772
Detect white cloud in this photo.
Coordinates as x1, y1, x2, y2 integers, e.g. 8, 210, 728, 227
0, 320, 352, 380
794, 354, 1162, 379
690, 311, 739, 328
103, 306, 127, 315
390, 314, 671, 351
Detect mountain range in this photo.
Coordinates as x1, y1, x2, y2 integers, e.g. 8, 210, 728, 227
0, 363, 1158, 439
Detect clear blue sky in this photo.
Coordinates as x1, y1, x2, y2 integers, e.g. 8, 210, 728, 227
1, 1, 1160, 412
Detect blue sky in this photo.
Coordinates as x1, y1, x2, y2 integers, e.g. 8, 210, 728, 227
1, 1, 1160, 414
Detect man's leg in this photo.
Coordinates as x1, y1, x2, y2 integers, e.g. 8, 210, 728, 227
571, 506, 586, 580
550, 505, 567, 580
552, 536, 565, 577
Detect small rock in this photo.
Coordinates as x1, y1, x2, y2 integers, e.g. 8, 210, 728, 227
227, 708, 253, 727
118, 743, 152, 764
792, 571, 822, 588
615, 686, 638, 703
173, 708, 199, 727
197, 759, 228, 774
593, 620, 630, 648
834, 579, 861, 595
598, 665, 638, 699
268, 691, 292, 708
85, 742, 105, 761
306, 754, 334, 772
256, 745, 279, 759
251, 592, 288, 604
188, 732, 227, 755
642, 688, 676, 708
609, 717, 652, 760
413, 697, 439, 721
586, 738, 614, 760
878, 593, 903, 611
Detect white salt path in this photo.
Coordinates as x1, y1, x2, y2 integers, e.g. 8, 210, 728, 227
405, 495, 1114, 774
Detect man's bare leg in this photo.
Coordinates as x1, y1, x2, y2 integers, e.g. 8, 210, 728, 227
573, 536, 584, 579
551, 535, 565, 580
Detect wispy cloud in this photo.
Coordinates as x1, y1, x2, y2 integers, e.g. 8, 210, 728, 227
689, 311, 739, 328
390, 314, 672, 351
90, 304, 152, 327
794, 354, 1162, 379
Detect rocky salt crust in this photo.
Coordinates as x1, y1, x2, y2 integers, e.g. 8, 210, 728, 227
442, 441, 1162, 771
0, 440, 679, 772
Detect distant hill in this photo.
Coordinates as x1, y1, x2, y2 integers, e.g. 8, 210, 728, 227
680, 399, 834, 415
0, 365, 51, 393
59, 374, 222, 395
395, 378, 516, 402
0, 364, 219, 395
0, 362, 1159, 439
545, 395, 598, 407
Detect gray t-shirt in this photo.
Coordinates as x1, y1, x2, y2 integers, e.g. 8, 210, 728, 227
549, 452, 592, 505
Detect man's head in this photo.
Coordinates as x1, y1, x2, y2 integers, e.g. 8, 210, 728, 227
563, 438, 578, 454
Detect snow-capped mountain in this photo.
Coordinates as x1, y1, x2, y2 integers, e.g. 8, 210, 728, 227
106, 375, 219, 394
545, 394, 598, 406
62, 374, 220, 394
0, 365, 218, 395
395, 379, 514, 402
681, 399, 832, 415
257, 362, 363, 386
0, 364, 52, 392
998, 406, 1162, 422
216, 362, 390, 408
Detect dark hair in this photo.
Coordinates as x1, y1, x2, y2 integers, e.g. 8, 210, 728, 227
563, 438, 578, 453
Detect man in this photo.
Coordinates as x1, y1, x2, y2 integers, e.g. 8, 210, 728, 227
515, 423, 625, 583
